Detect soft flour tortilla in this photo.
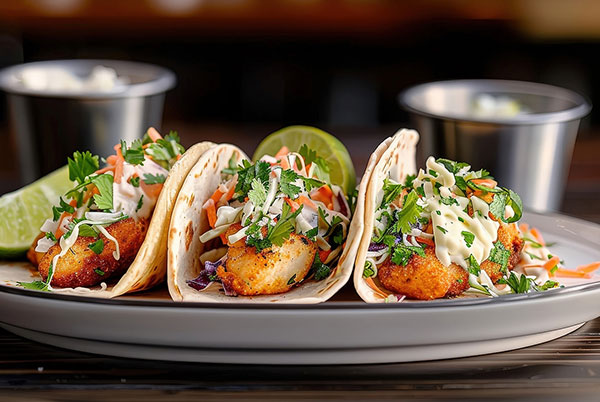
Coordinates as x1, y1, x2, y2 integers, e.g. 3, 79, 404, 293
353, 129, 420, 303
168, 143, 366, 304
0, 142, 215, 298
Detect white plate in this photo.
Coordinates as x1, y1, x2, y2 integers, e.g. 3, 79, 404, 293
0, 211, 599, 365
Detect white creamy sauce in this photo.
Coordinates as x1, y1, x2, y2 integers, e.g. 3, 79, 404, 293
112, 157, 168, 220
19, 65, 127, 92
414, 157, 499, 270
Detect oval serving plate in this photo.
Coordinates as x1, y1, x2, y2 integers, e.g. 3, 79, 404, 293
0, 211, 599, 365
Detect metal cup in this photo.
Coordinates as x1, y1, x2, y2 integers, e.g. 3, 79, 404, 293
399, 79, 592, 212
0, 59, 176, 183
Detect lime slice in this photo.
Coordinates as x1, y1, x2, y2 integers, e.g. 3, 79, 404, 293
253, 126, 356, 195
0, 166, 72, 258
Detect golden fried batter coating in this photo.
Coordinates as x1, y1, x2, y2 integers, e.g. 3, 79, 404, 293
378, 222, 524, 300
27, 232, 45, 267
217, 223, 318, 296
379, 246, 453, 300
480, 223, 524, 282
36, 218, 148, 288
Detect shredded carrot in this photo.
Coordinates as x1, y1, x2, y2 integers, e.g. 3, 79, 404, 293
530, 228, 545, 246
176, 154, 182, 160
576, 262, 600, 274
471, 178, 497, 188
220, 233, 228, 244
275, 146, 289, 159
543, 256, 560, 273
519, 223, 530, 233
319, 249, 331, 263
140, 181, 163, 199
311, 185, 334, 208
297, 195, 317, 210
210, 188, 225, 204
415, 236, 434, 247
279, 157, 290, 170
113, 147, 125, 184
224, 184, 236, 202
364, 277, 388, 299
474, 191, 494, 203
554, 268, 591, 279
204, 199, 217, 228
106, 155, 118, 165
284, 197, 300, 212
147, 127, 163, 142
54, 199, 78, 238
94, 166, 115, 175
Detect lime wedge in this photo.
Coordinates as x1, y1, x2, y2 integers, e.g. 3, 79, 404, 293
0, 166, 72, 258
252, 126, 356, 195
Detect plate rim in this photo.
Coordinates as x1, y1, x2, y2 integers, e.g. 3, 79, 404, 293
1, 210, 599, 311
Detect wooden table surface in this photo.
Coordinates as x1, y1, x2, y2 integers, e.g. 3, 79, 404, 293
1, 125, 600, 400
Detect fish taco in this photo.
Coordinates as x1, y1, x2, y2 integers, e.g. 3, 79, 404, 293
168, 129, 364, 303
12, 128, 213, 297
353, 129, 581, 303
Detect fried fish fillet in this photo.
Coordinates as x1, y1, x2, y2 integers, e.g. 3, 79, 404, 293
217, 223, 318, 296
32, 218, 148, 288
378, 223, 524, 300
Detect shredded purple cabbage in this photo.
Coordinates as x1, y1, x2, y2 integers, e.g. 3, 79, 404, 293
368, 242, 386, 252
337, 191, 349, 217
222, 281, 238, 297
186, 259, 222, 291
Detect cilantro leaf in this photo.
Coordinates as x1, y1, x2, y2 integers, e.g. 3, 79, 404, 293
88, 239, 105, 254
393, 190, 423, 234
391, 244, 425, 266
381, 178, 405, 208
435, 158, 470, 174
489, 192, 508, 221
144, 130, 185, 169
52, 197, 75, 221
130, 176, 140, 187
498, 272, 531, 294
94, 268, 105, 276
488, 241, 510, 273
300, 176, 324, 192
45, 232, 57, 242
247, 178, 267, 206
506, 189, 523, 223
143, 173, 166, 185
467, 254, 481, 275
92, 174, 114, 210
404, 174, 416, 188
440, 196, 459, 206
305, 227, 318, 240
17, 281, 48, 291
78, 224, 98, 238
268, 203, 303, 247
363, 261, 375, 278
437, 225, 448, 235
235, 160, 270, 200
279, 169, 301, 198
136, 195, 144, 212
312, 252, 331, 281
68, 151, 99, 185
299, 144, 318, 165
120, 139, 145, 165
461, 231, 475, 248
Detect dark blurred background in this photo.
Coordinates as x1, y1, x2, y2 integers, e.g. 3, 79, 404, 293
0, 0, 599, 219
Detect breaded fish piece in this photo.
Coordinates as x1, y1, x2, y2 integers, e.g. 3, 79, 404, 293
378, 223, 524, 300
378, 246, 455, 300
480, 222, 524, 283
217, 223, 318, 296
36, 218, 148, 288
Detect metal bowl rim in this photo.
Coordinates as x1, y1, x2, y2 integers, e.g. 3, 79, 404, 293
0, 59, 176, 99
398, 79, 592, 125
